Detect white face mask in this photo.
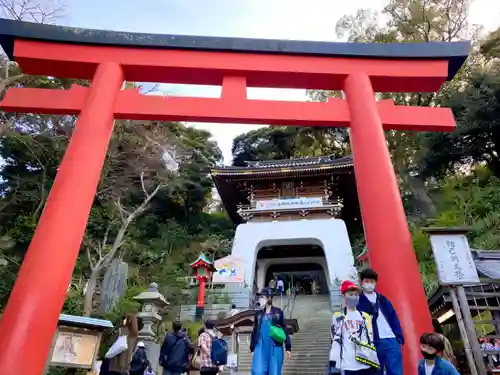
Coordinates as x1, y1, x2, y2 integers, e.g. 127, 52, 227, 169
362, 282, 376, 292
259, 297, 268, 307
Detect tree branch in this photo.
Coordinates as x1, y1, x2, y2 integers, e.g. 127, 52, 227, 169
86, 246, 94, 270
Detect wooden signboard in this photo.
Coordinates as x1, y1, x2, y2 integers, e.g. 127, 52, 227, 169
49, 326, 102, 369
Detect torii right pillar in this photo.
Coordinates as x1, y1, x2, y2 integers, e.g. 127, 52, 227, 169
344, 72, 444, 372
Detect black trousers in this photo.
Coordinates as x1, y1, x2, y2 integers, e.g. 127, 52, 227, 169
344, 368, 379, 375
200, 368, 219, 375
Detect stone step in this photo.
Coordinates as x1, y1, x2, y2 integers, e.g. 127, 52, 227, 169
291, 341, 331, 348
235, 295, 333, 374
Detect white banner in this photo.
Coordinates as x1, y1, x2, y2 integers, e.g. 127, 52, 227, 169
430, 234, 480, 285
254, 197, 323, 211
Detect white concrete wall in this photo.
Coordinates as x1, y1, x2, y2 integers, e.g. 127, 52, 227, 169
231, 219, 358, 299
255, 256, 329, 290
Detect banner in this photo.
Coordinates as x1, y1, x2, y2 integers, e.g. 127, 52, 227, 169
254, 197, 323, 211
212, 255, 245, 283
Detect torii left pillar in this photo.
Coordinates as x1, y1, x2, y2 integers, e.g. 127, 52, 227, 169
0, 62, 124, 373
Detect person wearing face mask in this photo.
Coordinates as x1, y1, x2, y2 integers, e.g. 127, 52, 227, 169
418, 333, 459, 375
250, 288, 291, 375
357, 268, 404, 375
330, 280, 379, 375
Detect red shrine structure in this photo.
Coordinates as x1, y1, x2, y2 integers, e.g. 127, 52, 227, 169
190, 253, 217, 321
0, 19, 469, 375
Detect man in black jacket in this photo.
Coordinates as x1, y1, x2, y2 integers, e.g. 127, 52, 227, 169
159, 321, 191, 375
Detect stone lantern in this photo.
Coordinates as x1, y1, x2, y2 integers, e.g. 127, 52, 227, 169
134, 282, 169, 371
190, 253, 216, 321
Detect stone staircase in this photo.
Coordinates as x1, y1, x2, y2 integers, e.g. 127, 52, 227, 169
282, 295, 333, 375
232, 295, 333, 375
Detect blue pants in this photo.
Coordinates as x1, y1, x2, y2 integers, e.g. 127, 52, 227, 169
375, 338, 402, 375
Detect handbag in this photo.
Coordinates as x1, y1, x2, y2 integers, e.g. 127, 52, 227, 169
191, 349, 202, 370
354, 341, 380, 369
106, 335, 128, 359
269, 325, 286, 344
353, 314, 380, 369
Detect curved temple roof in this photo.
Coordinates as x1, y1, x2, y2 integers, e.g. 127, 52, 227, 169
212, 155, 353, 176
0, 19, 470, 80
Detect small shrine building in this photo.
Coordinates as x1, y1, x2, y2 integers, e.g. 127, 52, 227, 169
210, 155, 361, 307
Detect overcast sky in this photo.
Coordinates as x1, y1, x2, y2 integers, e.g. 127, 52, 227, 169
64, 0, 500, 164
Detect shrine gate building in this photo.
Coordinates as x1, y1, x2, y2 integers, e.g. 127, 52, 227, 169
211, 155, 361, 307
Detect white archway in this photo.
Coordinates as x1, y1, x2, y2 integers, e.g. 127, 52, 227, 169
230, 219, 358, 307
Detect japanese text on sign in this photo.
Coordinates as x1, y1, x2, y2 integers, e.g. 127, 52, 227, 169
429, 234, 480, 285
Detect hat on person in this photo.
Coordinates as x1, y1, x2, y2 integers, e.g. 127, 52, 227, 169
340, 280, 361, 295
256, 287, 274, 297
137, 341, 145, 348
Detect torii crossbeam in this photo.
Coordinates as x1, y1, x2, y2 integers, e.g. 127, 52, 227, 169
0, 18, 469, 375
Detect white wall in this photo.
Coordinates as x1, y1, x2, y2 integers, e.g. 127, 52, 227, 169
231, 219, 358, 294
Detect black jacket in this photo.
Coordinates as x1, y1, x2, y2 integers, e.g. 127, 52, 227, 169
129, 348, 150, 375
159, 331, 190, 373
250, 306, 291, 352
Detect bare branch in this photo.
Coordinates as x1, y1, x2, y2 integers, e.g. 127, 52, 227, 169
142, 84, 160, 95
114, 197, 132, 224
99, 226, 111, 260
0, 0, 66, 24
140, 171, 148, 197
0, 74, 27, 93
86, 246, 94, 270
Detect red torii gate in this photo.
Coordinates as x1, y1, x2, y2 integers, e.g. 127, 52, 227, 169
0, 19, 469, 375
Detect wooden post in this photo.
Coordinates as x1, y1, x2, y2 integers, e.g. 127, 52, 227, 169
449, 287, 479, 375
456, 285, 487, 375
492, 311, 500, 335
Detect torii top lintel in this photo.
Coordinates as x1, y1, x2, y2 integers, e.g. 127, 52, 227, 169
0, 19, 469, 91
0, 19, 470, 131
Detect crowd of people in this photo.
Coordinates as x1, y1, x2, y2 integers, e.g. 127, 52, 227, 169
98, 267, 463, 375
268, 274, 320, 296
99, 315, 229, 375
328, 268, 459, 375
255, 268, 461, 375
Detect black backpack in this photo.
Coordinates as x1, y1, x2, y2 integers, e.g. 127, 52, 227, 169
160, 336, 190, 371
129, 349, 149, 374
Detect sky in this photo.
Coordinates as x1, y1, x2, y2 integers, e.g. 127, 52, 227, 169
63, 0, 500, 164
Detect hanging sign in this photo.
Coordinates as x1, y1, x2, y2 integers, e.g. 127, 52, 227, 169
254, 197, 323, 211
212, 255, 245, 283
429, 234, 480, 285
227, 354, 238, 369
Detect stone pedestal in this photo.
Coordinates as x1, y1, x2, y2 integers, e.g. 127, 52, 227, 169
134, 282, 169, 373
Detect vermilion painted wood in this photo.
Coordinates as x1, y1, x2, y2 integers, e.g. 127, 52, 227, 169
1, 86, 456, 131
345, 72, 433, 374
13, 39, 450, 92
0, 24, 468, 375
0, 62, 124, 375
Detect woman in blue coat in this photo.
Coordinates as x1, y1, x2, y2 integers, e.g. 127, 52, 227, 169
250, 288, 292, 375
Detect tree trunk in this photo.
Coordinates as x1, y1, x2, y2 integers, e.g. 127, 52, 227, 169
394, 158, 438, 218
405, 174, 438, 218
83, 268, 100, 317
